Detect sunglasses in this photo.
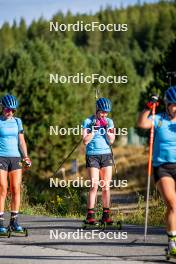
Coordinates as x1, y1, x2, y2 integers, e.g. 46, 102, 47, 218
99, 111, 108, 114
3, 108, 16, 113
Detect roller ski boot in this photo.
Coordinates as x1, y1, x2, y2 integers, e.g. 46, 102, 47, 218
165, 236, 176, 260
0, 215, 9, 237
8, 213, 28, 237
99, 208, 122, 230
82, 209, 98, 229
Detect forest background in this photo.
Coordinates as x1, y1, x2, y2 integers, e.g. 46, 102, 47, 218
0, 0, 176, 217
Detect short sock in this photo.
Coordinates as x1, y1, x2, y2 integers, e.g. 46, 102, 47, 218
167, 231, 176, 237
10, 212, 18, 220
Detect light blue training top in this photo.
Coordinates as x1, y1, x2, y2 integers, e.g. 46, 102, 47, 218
82, 115, 114, 155
0, 116, 23, 157
149, 112, 176, 166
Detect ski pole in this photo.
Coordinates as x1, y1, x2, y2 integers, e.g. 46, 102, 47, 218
144, 103, 156, 242
54, 138, 82, 176
110, 144, 118, 175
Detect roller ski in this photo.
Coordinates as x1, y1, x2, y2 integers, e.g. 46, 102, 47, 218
99, 208, 122, 230
82, 209, 99, 229
7, 213, 28, 237
82, 208, 122, 230
165, 236, 176, 260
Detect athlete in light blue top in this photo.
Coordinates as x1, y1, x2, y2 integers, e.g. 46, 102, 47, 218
137, 86, 176, 256
82, 116, 114, 155
82, 98, 116, 225
0, 94, 32, 235
0, 116, 23, 157
149, 112, 176, 167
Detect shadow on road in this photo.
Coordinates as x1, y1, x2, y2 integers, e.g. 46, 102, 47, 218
0, 254, 169, 263
4, 240, 167, 247
23, 223, 165, 236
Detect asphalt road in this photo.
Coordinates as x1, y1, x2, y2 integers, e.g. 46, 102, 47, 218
0, 214, 170, 264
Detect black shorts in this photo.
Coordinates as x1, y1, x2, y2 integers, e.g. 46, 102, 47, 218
0, 157, 22, 172
86, 154, 113, 169
153, 163, 176, 183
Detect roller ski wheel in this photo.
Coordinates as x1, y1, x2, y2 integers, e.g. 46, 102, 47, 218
98, 219, 122, 230
165, 247, 176, 261
116, 220, 122, 230
165, 248, 170, 261
99, 219, 112, 230
82, 219, 99, 229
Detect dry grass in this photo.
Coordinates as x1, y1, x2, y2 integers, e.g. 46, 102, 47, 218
61, 145, 150, 193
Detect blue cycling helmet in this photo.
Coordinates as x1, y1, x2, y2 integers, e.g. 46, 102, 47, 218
96, 97, 112, 112
1, 94, 19, 109
164, 86, 176, 104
